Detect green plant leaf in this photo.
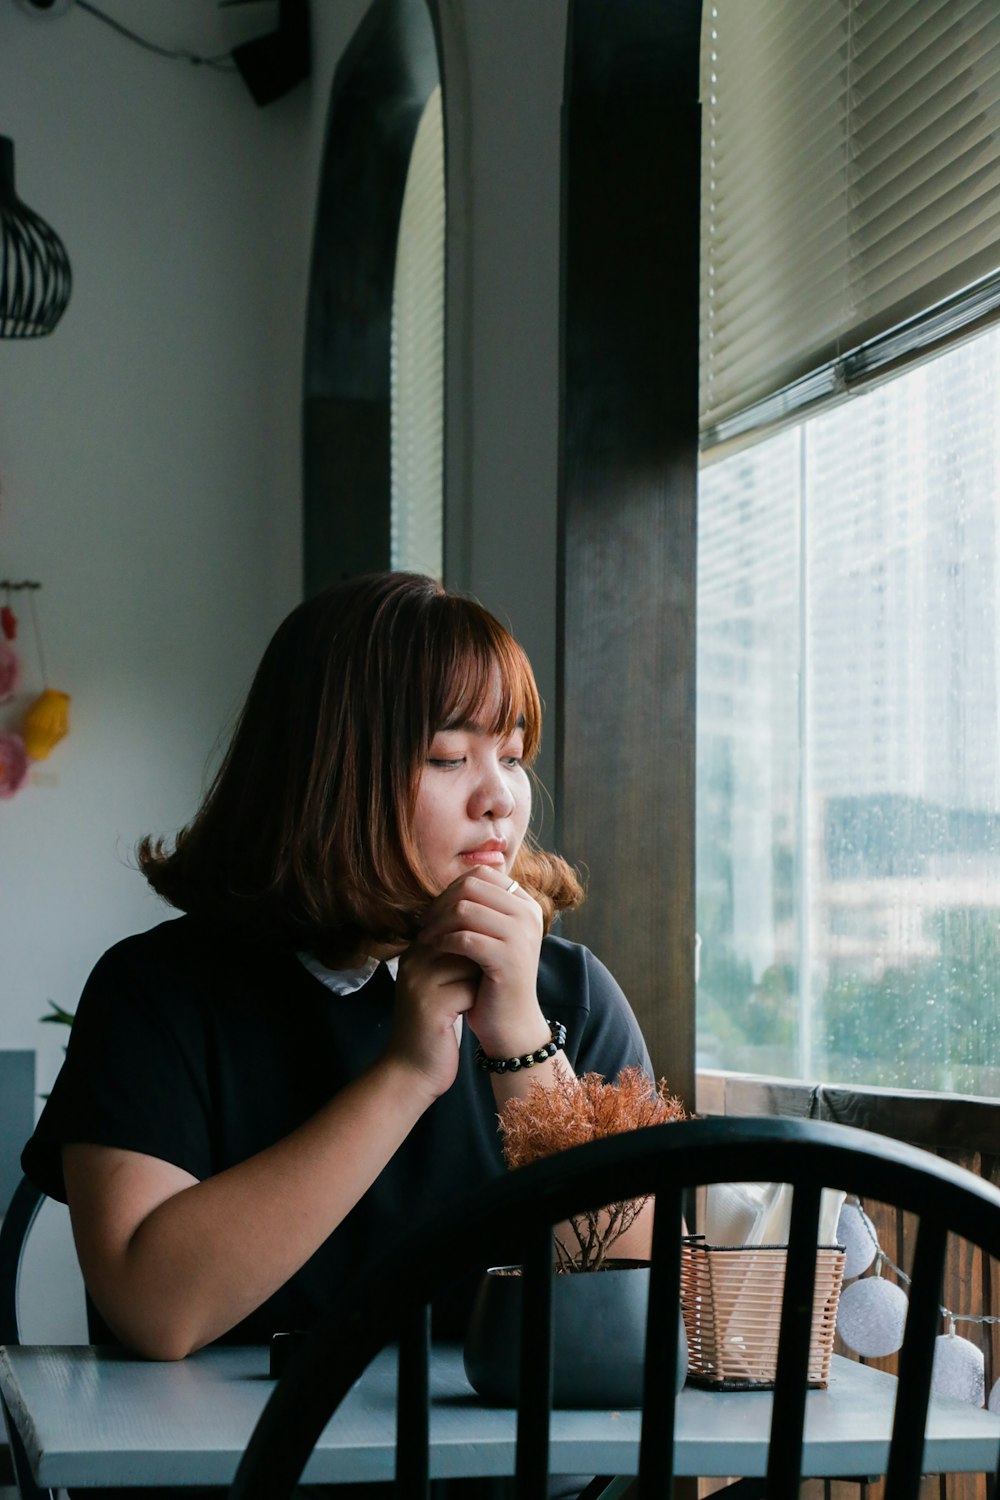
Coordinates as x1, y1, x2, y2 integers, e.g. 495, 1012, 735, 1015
40, 1001, 75, 1027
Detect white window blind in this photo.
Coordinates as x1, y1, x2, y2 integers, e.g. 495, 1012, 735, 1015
391, 85, 445, 581
701, 0, 1000, 445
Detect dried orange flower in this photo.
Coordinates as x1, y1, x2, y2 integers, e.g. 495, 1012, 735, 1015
499, 1066, 685, 1270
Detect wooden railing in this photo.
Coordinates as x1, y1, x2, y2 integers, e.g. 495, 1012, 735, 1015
695, 1070, 1000, 1500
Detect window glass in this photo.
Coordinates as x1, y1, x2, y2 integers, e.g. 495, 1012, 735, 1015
390, 85, 444, 581
696, 325, 1000, 1094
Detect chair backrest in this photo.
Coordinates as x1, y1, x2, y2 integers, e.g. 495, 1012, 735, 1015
228, 1115, 1000, 1500
0, 1175, 44, 1349
0, 1053, 35, 1229
0, 1176, 88, 1347
1, 1177, 50, 1500
0, 1175, 87, 1500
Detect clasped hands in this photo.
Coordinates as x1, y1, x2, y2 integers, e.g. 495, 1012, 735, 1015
390, 868, 546, 1098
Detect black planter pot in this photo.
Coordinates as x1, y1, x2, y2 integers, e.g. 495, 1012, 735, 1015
463, 1259, 688, 1408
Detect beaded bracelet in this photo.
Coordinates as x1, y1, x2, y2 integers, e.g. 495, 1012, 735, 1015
474, 1018, 567, 1074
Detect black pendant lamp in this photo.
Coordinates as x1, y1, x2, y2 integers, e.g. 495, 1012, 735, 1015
0, 135, 72, 337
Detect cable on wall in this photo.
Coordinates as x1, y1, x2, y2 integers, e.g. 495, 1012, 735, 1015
74, 0, 237, 70
12, 0, 311, 104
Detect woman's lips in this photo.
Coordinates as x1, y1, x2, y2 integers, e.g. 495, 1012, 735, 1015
459, 842, 507, 867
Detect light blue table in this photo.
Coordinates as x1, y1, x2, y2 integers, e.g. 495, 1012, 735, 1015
2, 1344, 999, 1490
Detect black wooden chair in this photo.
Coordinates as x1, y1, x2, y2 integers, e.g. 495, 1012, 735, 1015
228, 1115, 1000, 1500
0, 1174, 55, 1500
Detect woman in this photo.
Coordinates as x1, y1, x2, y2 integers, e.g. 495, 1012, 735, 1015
23, 572, 652, 1363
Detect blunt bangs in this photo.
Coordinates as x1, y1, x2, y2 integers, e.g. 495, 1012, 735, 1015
427, 598, 542, 762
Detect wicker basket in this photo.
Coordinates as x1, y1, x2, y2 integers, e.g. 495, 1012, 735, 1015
680, 1238, 846, 1389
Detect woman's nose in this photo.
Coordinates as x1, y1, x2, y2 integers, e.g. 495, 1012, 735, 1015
469, 763, 514, 820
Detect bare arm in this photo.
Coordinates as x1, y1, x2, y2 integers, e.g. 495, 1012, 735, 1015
65, 1060, 429, 1359
64, 950, 481, 1361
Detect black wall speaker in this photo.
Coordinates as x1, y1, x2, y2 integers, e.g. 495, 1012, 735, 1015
232, 0, 311, 106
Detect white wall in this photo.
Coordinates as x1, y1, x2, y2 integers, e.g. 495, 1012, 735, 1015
0, 1, 317, 1099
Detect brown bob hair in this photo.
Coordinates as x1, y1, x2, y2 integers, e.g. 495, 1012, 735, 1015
139, 572, 583, 960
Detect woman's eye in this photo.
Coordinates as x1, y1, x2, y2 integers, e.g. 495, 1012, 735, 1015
428, 757, 464, 768
502, 755, 523, 768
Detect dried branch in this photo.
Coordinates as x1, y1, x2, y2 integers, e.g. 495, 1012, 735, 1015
498, 1066, 686, 1271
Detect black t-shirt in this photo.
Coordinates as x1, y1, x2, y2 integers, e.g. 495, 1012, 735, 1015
23, 915, 652, 1345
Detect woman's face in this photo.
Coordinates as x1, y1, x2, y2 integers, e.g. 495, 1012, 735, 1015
411, 708, 532, 894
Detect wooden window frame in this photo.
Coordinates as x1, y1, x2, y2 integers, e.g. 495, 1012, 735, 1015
557, 0, 703, 1106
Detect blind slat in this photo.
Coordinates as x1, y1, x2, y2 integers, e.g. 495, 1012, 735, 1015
701, 0, 1000, 439
854, 0, 993, 65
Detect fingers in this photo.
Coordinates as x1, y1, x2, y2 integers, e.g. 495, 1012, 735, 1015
389, 946, 480, 1098
419, 899, 541, 981
412, 869, 544, 1058
396, 944, 479, 1008
420, 868, 540, 943
420, 898, 506, 947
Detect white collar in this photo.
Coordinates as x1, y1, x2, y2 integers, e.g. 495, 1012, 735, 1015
296, 952, 400, 995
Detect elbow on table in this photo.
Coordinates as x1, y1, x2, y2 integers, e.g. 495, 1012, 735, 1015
131, 1329, 205, 1363
80, 1254, 216, 1360
94, 1300, 209, 1363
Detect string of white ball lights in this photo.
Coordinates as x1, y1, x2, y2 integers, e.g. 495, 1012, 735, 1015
836, 1197, 1000, 1411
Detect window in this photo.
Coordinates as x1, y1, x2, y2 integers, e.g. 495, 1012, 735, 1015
697, 2, 1000, 1094
303, 0, 441, 595
697, 325, 1000, 1095
390, 85, 445, 581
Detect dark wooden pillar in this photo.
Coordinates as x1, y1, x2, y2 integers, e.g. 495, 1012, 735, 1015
557, 0, 702, 1103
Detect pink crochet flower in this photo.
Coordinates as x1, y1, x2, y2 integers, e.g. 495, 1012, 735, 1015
0, 731, 29, 798
0, 639, 20, 704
